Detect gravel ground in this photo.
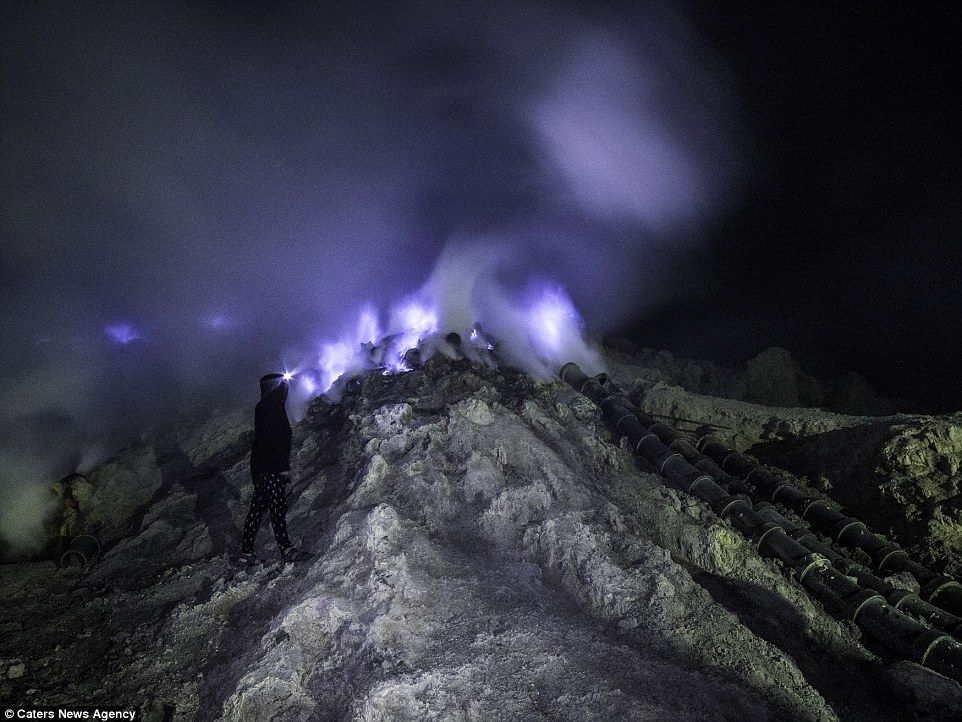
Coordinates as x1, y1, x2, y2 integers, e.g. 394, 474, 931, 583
2, 354, 960, 720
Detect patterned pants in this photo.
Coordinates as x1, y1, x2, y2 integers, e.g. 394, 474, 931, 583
241, 471, 291, 553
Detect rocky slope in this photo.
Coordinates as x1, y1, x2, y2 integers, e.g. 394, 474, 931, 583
2, 351, 961, 720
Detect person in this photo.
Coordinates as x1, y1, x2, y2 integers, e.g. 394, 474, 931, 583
50, 473, 82, 561
240, 373, 311, 563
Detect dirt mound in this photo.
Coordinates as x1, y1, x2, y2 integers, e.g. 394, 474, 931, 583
2, 354, 958, 720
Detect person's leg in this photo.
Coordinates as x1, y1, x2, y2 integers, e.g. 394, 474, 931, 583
263, 472, 293, 551
241, 475, 269, 553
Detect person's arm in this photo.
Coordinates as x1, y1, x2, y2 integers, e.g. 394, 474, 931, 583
268, 406, 292, 475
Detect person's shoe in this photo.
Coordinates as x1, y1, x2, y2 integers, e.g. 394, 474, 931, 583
238, 551, 261, 565
280, 547, 313, 563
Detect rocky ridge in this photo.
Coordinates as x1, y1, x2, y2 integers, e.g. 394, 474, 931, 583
2, 350, 961, 720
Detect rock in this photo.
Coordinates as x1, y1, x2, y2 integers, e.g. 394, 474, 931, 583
826, 371, 898, 416
454, 398, 495, 426
605, 341, 894, 417
882, 661, 962, 721
8, 661, 26, 679
750, 412, 962, 576
744, 347, 801, 407
372, 403, 413, 435
0, 350, 955, 721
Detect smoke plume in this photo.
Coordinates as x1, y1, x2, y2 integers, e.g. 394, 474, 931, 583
0, 0, 741, 556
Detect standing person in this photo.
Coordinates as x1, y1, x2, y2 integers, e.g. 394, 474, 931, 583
240, 373, 311, 563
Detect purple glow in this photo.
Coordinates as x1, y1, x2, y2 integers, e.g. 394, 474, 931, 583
394, 302, 438, 338
529, 33, 731, 231
468, 325, 494, 352
382, 301, 439, 375
310, 306, 391, 391
104, 323, 140, 345
292, 244, 607, 396
525, 285, 587, 364
356, 305, 381, 346
318, 341, 354, 392
203, 314, 237, 331
87, 9, 717, 401
382, 362, 407, 376
299, 375, 317, 395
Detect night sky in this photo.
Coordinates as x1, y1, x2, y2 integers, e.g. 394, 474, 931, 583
635, 1, 961, 412
1, 0, 960, 500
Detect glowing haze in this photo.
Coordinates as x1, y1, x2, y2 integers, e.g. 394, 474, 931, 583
0, 0, 740, 556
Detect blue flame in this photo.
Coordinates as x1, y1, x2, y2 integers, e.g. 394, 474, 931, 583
104, 323, 140, 345
262, 248, 601, 397
383, 301, 438, 374
525, 286, 580, 359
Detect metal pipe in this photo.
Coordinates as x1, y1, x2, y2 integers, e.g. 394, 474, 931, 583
559, 362, 962, 680
645, 425, 962, 636
696, 434, 962, 617
60, 534, 100, 569
403, 347, 423, 370
752, 503, 962, 635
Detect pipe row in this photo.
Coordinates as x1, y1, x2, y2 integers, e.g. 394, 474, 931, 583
559, 362, 962, 683
693, 434, 962, 619
604, 391, 962, 635
608, 378, 962, 626
752, 502, 962, 635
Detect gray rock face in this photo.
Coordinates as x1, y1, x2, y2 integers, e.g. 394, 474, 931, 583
610, 360, 961, 580
750, 413, 962, 577
1, 354, 957, 720
745, 346, 802, 407
605, 341, 896, 416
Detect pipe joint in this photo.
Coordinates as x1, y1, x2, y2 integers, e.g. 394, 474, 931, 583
797, 553, 828, 585
924, 577, 962, 604
874, 545, 909, 572
788, 527, 818, 546
849, 589, 886, 622
771, 483, 806, 506
752, 522, 783, 551
599, 394, 630, 415
559, 362, 587, 389
745, 465, 770, 486
659, 452, 685, 476
884, 589, 917, 610
60, 534, 101, 569
714, 494, 752, 520
835, 519, 867, 545
802, 498, 831, 520
634, 432, 660, 455
581, 381, 607, 404
720, 451, 740, 472
613, 412, 638, 435
913, 629, 954, 667
684, 473, 719, 498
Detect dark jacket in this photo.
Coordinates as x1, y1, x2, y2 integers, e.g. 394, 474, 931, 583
250, 380, 291, 475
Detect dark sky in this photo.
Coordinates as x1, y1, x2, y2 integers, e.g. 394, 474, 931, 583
631, 1, 961, 412
0, 0, 959, 500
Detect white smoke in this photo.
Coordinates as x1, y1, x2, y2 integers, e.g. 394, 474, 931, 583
0, 454, 63, 559
0, 0, 740, 559
284, 239, 604, 400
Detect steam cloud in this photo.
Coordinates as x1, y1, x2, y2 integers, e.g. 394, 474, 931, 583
0, 1, 741, 556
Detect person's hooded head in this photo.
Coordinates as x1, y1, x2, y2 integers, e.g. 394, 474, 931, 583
259, 373, 289, 402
